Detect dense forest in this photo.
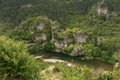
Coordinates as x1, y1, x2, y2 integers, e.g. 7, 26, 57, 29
0, 0, 120, 80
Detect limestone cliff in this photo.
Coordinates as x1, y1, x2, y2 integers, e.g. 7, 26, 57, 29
11, 16, 102, 56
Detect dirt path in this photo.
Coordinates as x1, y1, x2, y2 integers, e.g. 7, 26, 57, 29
43, 59, 65, 63
35, 56, 75, 67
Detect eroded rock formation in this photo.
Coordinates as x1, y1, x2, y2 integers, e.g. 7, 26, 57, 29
13, 16, 102, 56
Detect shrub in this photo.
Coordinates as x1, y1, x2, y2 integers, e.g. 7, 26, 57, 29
42, 42, 56, 52
113, 52, 120, 61
101, 51, 110, 59
64, 45, 74, 53
0, 36, 40, 80
82, 44, 102, 59
97, 72, 113, 80
79, 66, 94, 80
28, 43, 43, 54
112, 68, 120, 80
54, 33, 65, 41
54, 63, 94, 80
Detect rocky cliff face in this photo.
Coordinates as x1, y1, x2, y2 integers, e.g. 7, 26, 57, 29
11, 16, 101, 56
97, 0, 108, 15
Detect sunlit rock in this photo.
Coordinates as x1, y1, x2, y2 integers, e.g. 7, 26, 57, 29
97, 36, 102, 46
30, 31, 34, 34
115, 62, 120, 68
73, 32, 87, 43
97, 6, 108, 15
97, 0, 108, 15
36, 22, 45, 30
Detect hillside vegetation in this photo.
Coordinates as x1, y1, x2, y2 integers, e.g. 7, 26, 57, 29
0, 0, 119, 63
0, 0, 120, 80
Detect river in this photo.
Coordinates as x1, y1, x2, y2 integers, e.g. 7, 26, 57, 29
34, 52, 114, 72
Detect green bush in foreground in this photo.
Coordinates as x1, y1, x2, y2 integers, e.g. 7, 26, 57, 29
53, 63, 120, 80
0, 36, 40, 80
97, 72, 113, 80
112, 68, 120, 80
54, 63, 95, 80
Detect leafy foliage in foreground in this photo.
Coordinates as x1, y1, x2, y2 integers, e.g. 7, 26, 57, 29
51, 63, 120, 80
0, 36, 40, 80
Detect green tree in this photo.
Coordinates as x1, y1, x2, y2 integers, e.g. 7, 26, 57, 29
82, 44, 102, 59
0, 36, 40, 80
79, 66, 94, 80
